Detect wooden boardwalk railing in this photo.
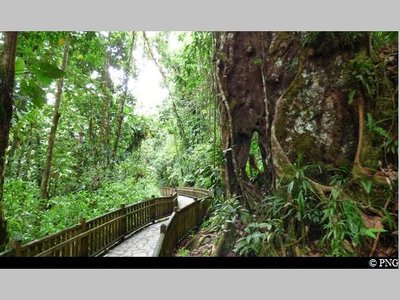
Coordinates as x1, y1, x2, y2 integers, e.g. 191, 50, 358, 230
0, 186, 212, 257
153, 187, 212, 257
160, 187, 209, 199
0, 194, 177, 257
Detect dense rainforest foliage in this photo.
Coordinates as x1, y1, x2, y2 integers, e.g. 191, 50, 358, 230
0, 31, 398, 257
0, 31, 218, 250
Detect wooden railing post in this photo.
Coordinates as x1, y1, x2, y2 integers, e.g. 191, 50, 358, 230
79, 218, 89, 257
160, 224, 166, 234
196, 201, 201, 225
159, 224, 167, 257
120, 204, 127, 238
154, 187, 212, 257
13, 238, 22, 257
150, 196, 156, 223
151, 199, 156, 223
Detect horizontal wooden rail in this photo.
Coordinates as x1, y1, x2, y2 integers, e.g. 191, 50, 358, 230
0, 186, 211, 258
153, 187, 212, 257
161, 186, 210, 199
0, 194, 177, 257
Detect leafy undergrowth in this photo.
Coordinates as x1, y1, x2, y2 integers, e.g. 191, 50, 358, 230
3, 177, 160, 244
175, 232, 219, 257
232, 161, 398, 257
174, 161, 398, 257
174, 196, 243, 257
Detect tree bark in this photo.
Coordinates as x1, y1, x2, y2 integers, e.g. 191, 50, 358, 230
39, 35, 70, 199
0, 32, 17, 251
99, 33, 112, 166
34, 129, 42, 186
216, 32, 268, 207
216, 32, 379, 207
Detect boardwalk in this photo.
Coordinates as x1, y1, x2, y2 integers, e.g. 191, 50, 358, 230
103, 195, 194, 257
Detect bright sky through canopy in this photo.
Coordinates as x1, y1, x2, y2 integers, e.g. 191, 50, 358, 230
108, 31, 186, 116
129, 31, 185, 116
129, 32, 167, 116
47, 32, 186, 115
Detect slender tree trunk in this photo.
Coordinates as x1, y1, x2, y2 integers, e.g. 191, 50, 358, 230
23, 125, 33, 181
0, 32, 17, 251
87, 115, 99, 168
113, 32, 135, 159
354, 97, 365, 166
39, 36, 70, 199
99, 53, 110, 164
104, 55, 112, 154
142, 32, 189, 148
34, 130, 42, 186
99, 33, 112, 166
88, 116, 94, 141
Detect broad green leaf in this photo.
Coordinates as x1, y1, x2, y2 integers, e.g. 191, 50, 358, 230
331, 187, 340, 200
287, 181, 294, 194
374, 126, 388, 138
257, 223, 272, 230
364, 228, 386, 239
253, 235, 260, 244
360, 179, 373, 194
34, 62, 65, 79
25, 82, 46, 108
36, 73, 53, 85
32, 95, 45, 108
15, 57, 25, 75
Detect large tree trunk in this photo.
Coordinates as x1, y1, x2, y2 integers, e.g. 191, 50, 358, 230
216, 32, 275, 208
216, 32, 372, 208
39, 36, 71, 199
0, 32, 17, 251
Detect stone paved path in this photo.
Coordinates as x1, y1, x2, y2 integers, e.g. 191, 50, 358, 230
103, 195, 194, 257
104, 219, 169, 257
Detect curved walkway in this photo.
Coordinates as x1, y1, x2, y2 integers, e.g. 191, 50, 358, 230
103, 195, 194, 257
